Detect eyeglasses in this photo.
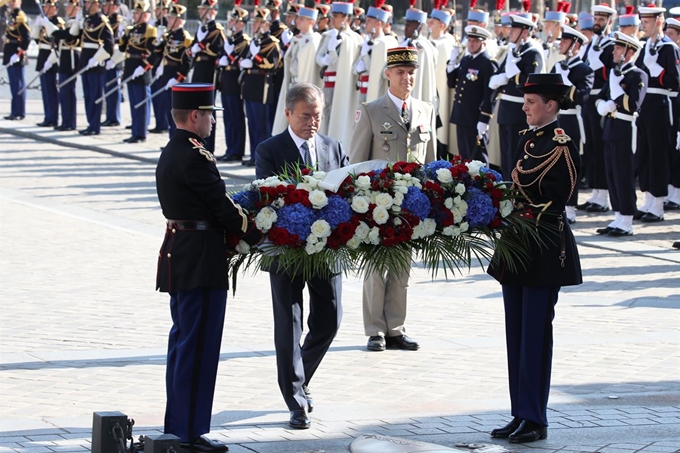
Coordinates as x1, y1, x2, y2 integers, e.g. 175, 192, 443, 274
295, 113, 323, 124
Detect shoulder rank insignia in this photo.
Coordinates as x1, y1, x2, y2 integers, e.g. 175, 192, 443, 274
552, 128, 571, 144
189, 137, 215, 162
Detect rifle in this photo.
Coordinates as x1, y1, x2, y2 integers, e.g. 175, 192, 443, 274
97, 69, 158, 104
133, 83, 167, 109
20, 0, 59, 95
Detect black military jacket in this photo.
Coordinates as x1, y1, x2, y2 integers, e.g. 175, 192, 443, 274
241, 31, 281, 104
583, 33, 614, 94
496, 42, 543, 125
156, 129, 262, 293
221, 30, 250, 96
119, 22, 156, 84
3, 8, 30, 66
77, 12, 114, 74
552, 56, 594, 106
597, 62, 648, 142
35, 15, 64, 72
190, 19, 225, 84
157, 27, 193, 86
488, 120, 582, 288
53, 18, 81, 74
447, 50, 497, 127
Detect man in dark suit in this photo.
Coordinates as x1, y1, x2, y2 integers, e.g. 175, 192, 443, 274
156, 83, 263, 453
255, 82, 348, 430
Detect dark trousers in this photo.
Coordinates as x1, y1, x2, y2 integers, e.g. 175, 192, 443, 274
636, 101, 670, 198
58, 72, 77, 129
604, 139, 637, 215
498, 123, 523, 180
157, 89, 176, 138
8, 64, 26, 117
152, 77, 168, 131
670, 144, 680, 188
82, 71, 103, 133
269, 270, 342, 411
128, 83, 151, 138
582, 102, 607, 190
221, 93, 246, 157
40, 69, 59, 124
104, 67, 121, 123
245, 100, 270, 162
164, 286, 227, 442
502, 284, 560, 427
456, 126, 477, 161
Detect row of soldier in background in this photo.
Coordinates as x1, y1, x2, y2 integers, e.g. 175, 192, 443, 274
3, 0, 680, 234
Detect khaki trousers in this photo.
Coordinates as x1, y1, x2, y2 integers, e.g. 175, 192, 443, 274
362, 268, 410, 337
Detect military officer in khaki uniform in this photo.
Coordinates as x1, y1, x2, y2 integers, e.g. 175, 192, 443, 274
349, 47, 435, 352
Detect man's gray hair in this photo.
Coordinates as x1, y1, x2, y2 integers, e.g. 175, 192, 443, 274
285, 82, 325, 111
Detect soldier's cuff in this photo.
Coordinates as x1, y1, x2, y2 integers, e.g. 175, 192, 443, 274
479, 112, 493, 124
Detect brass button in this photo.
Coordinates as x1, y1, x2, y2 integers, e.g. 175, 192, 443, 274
167, 253, 172, 258
529, 143, 535, 148
461, 87, 465, 91
524, 155, 528, 159
463, 80, 467, 84
172, 228, 176, 233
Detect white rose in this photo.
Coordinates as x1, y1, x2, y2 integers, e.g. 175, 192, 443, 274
443, 226, 461, 237
255, 207, 277, 232
311, 170, 326, 180
355, 175, 371, 190
303, 174, 320, 189
347, 236, 361, 249
413, 180, 422, 189
459, 199, 468, 216
374, 192, 394, 209
403, 173, 413, 180
372, 206, 390, 225
314, 239, 326, 253
393, 192, 404, 206
455, 183, 466, 195
460, 222, 469, 233
411, 222, 425, 240
393, 217, 402, 226
305, 242, 318, 255
422, 218, 436, 236
308, 189, 328, 209
272, 198, 285, 208
500, 199, 513, 217
368, 226, 380, 244
297, 182, 313, 192
355, 221, 370, 239
436, 168, 454, 184
467, 160, 485, 176
444, 197, 454, 209
351, 196, 370, 213
235, 240, 250, 254
394, 173, 403, 180
452, 207, 463, 224
310, 219, 332, 238
264, 176, 284, 187
394, 185, 408, 194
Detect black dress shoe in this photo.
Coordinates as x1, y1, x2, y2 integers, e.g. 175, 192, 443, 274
673, 241, 680, 249
243, 159, 256, 167
218, 154, 243, 162
123, 136, 146, 143
366, 335, 385, 351
608, 227, 633, 237
665, 201, 680, 210
125, 124, 132, 129
586, 203, 609, 212
633, 209, 647, 220
640, 212, 664, 222
508, 420, 547, 443
4, 115, 24, 120
576, 201, 592, 210
289, 408, 311, 429
37, 121, 56, 127
490, 417, 522, 439
81, 129, 99, 136
149, 127, 169, 134
302, 385, 314, 413
56, 125, 75, 131
595, 226, 614, 235
101, 120, 120, 127
386, 334, 420, 351
180, 435, 228, 453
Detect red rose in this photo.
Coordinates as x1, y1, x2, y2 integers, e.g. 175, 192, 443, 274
268, 227, 290, 246
337, 222, 357, 242
441, 209, 454, 227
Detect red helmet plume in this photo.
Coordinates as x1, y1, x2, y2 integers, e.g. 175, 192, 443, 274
408, 0, 417, 7
625, 4, 634, 14
470, 0, 478, 8
234, 0, 242, 6
375, 0, 385, 7
521, 0, 531, 12
563, 2, 571, 13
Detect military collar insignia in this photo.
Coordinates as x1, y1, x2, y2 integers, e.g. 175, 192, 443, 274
189, 137, 215, 162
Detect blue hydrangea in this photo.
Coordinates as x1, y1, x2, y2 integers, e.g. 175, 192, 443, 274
465, 187, 497, 227
231, 189, 259, 211
402, 186, 431, 220
423, 160, 453, 180
480, 167, 504, 184
319, 195, 353, 229
276, 203, 317, 239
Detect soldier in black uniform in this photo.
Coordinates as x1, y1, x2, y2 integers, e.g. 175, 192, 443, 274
102, 0, 124, 127
52, 0, 81, 131
118, 0, 156, 143
595, 33, 647, 237
156, 83, 262, 453
3, 0, 30, 121
189, 0, 225, 154
578, 4, 615, 212
266, 0, 291, 134
149, 0, 170, 133
216, 2, 250, 162
33, 0, 62, 128
155, 1, 191, 139
634, 6, 680, 222
75, 0, 114, 136
239, 7, 281, 167
488, 14, 543, 180
551, 25, 594, 224
446, 25, 497, 160
488, 73, 582, 444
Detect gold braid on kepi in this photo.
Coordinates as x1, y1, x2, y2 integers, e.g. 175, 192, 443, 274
133, 0, 150, 11
168, 1, 187, 17
386, 47, 419, 68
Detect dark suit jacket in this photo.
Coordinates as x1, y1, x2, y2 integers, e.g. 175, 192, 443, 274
447, 50, 498, 127
255, 129, 349, 178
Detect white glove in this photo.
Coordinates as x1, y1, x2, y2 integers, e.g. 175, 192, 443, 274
239, 58, 253, 69
249, 41, 261, 56
327, 31, 339, 52
643, 46, 664, 77
75, 11, 82, 22
446, 59, 457, 73
554, 64, 572, 86
449, 46, 460, 65
477, 122, 489, 137
360, 40, 372, 57
505, 56, 521, 78
282, 30, 293, 46
43, 59, 54, 72
105, 59, 115, 70
508, 42, 516, 51
69, 18, 81, 36
319, 53, 334, 67
8, 54, 20, 66
191, 43, 202, 55
676, 131, 680, 150
354, 58, 367, 74
34, 16, 44, 28
196, 26, 208, 42
596, 99, 617, 116
131, 65, 146, 80
489, 73, 509, 90
155, 64, 164, 79
165, 78, 178, 90
156, 25, 166, 42
86, 57, 99, 68
224, 40, 235, 55
218, 55, 228, 66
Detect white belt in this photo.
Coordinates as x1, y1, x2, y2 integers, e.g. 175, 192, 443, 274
561, 105, 586, 144
39, 43, 52, 50
359, 81, 369, 88
646, 87, 677, 125
499, 93, 524, 103
323, 75, 336, 82
610, 111, 638, 153
590, 88, 601, 95
82, 42, 100, 49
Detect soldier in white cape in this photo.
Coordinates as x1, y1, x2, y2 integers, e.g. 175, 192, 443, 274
272, 6, 321, 135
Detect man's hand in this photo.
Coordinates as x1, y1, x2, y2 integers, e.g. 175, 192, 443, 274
131, 65, 146, 80
489, 73, 509, 90
165, 78, 178, 90
8, 54, 20, 66
190, 43, 201, 55
86, 57, 99, 69
477, 121, 489, 138
249, 41, 261, 56
155, 64, 164, 79
505, 56, 521, 78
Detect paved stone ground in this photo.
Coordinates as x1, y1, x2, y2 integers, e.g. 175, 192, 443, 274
1, 63, 680, 453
